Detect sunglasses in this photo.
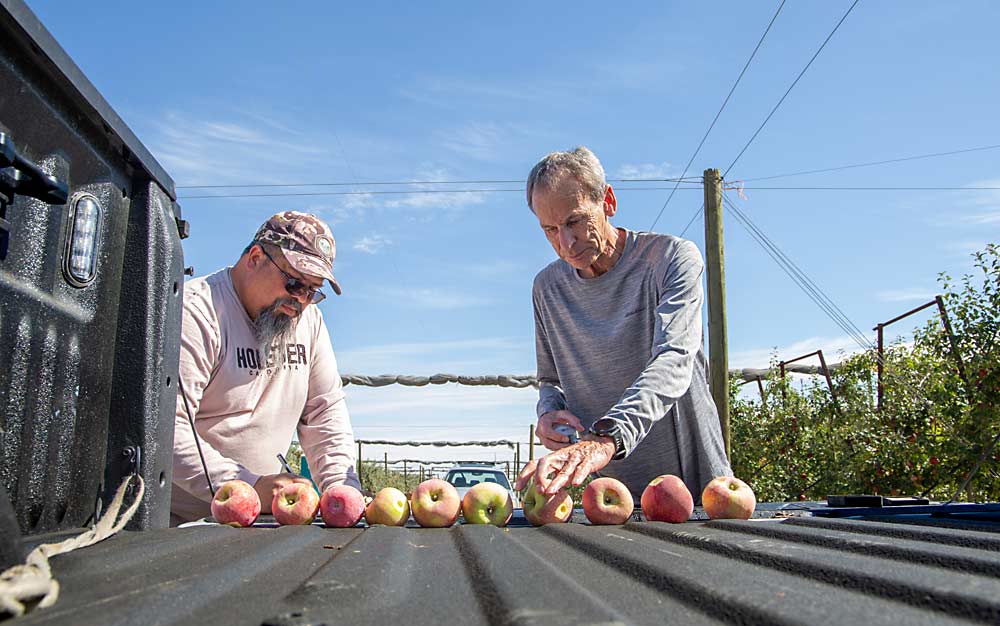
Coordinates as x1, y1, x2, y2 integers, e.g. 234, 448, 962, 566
258, 245, 326, 304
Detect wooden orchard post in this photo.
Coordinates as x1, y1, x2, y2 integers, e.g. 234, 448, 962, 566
704, 168, 730, 460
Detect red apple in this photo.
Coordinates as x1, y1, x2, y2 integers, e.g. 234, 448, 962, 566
640, 474, 693, 523
461, 482, 513, 526
410, 479, 461, 528
582, 477, 634, 525
211, 480, 261, 527
272, 482, 320, 525
521, 479, 573, 526
701, 476, 756, 520
320, 484, 366, 528
365, 487, 410, 526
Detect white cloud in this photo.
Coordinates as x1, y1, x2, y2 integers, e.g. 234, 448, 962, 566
877, 288, 937, 302
729, 334, 868, 371
336, 336, 532, 376
151, 110, 333, 187
614, 161, 677, 180
439, 122, 524, 162
346, 383, 538, 465
353, 234, 392, 254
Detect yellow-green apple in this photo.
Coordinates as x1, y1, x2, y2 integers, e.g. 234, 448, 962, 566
461, 482, 513, 526
640, 474, 693, 523
521, 479, 573, 526
211, 480, 261, 527
364, 487, 410, 526
320, 484, 366, 528
410, 479, 461, 528
701, 476, 756, 520
582, 477, 634, 525
272, 482, 320, 525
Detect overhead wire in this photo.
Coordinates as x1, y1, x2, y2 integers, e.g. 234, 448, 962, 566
723, 0, 862, 178
679, 204, 705, 239
740, 143, 1000, 182
177, 177, 703, 190
649, 0, 787, 233
721, 191, 934, 410
721, 191, 873, 351
177, 185, 703, 200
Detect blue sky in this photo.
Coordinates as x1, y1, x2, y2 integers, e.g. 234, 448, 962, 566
27, 1, 1000, 467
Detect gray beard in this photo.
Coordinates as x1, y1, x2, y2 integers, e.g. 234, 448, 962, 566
253, 297, 302, 355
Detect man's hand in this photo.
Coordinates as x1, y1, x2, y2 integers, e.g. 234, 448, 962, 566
515, 436, 616, 496
536, 410, 585, 451
253, 473, 313, 513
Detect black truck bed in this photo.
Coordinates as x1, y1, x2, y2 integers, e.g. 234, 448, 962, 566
14, 509, 1000, 625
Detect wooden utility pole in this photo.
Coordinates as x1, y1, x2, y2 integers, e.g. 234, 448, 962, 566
704, 168, 730, 460
529, 424, 535, 461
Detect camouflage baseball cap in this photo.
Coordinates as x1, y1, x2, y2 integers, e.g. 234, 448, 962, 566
254, 211, 342, 295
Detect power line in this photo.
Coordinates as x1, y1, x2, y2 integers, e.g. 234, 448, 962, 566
177, 184, 998, 200
721, 191, 936, 413
679, 204, 704, 238
649, 0, 786, 232
723, 0, 862, 178
177, 186, 702, 200
721, 191, 873, 352
177, 177, 703, 190
740, 143, 1000, 182
737, 186, 1000, 191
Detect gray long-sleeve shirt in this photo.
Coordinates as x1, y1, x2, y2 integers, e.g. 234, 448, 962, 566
533, 229, 732, 501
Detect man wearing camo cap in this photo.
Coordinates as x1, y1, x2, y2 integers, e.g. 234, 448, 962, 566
171, 211, 360, 525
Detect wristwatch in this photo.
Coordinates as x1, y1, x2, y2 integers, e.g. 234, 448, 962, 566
588, 417, 627, 460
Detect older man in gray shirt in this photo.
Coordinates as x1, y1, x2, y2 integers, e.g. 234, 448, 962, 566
515, 147, 731, 503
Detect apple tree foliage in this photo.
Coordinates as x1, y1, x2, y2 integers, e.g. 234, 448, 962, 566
730, 244, 1000, 503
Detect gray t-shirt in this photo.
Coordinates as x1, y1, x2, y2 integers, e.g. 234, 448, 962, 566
533, 229, 732, 501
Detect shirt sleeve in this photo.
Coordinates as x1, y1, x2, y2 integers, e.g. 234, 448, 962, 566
602, 240, 706, 456
534, 279, 568, 418
297, 313, 361, 493
172, 294, 260, 503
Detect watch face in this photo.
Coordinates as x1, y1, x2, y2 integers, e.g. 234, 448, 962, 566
591, 418, 619, 436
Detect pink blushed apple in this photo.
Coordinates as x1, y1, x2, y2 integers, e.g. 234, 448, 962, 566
211, 480, 261, 527
582, 477, 634, 525
701, 476, 756, 520
521, 480, 573, 526
461, 482, 513, 526
320, 484, 366, 528
365, 487, 410, 526
410, 479, 461, 528
272, 482, 320, 526
640, 474, 693, 523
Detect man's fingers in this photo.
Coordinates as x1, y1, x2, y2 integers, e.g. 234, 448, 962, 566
570, 461, 592, 487
561, 412, 585, 432
534, 455, 564, 493
514, 459, 538, 490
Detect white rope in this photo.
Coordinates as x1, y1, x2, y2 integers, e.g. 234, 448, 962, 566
0, 474, 144, 617
341, 365, 840, 389
342, 374, 538, 388
357, 439, 518, 449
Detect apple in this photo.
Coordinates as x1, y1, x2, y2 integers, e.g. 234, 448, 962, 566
272, 482, 320, 526
640, 474, 693, 523
365, 487, 410, 526
410, 479, 461, 528
582, 477, 634, 525
521, 479, 573, 526
320, 484, 366, 528
461, 482, 513, 526
701, 476, 756, 520
211, 480, 261, 527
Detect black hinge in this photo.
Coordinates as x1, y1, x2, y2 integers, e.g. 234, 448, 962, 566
0, 131, 69, 259
0, 131, 69, 211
